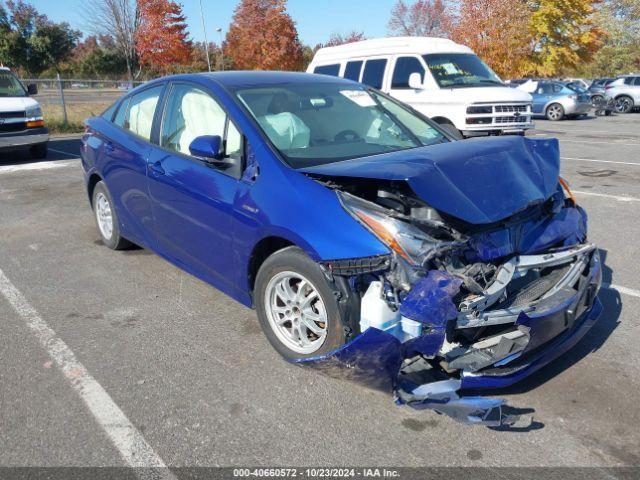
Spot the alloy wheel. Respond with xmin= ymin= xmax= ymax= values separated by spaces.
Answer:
xmin=547 ymin=104 xmax=563 ymax=121
xmin=264 ymin=271 xmax=328 ymax=354
xmin=95 ymin=192 xmax=113 ymax=240
xmin=615 ymin=97 xmax=633 ymax=113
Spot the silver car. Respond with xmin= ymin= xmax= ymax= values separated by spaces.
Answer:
xmin=605 ymin=75 xmax=640 ymax=113
xmin=528 ymin=81 xmax=592 ymax=121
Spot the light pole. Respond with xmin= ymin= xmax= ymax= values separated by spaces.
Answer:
xmin=198 ymin=0 xmax=211 ymax=72
xmin=216 ymin=27 xmax=224 ymax=71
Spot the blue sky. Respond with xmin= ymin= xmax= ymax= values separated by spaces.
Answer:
xmin=27 ymin=0 xmax=397 ymax=46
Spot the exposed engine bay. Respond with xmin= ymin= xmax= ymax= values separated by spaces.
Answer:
xmin=299 ymin=174 xmax=602 ymax=427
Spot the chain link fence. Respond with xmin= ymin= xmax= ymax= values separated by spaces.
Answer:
xmin=24 ymin=76 xmax=146 ymax=132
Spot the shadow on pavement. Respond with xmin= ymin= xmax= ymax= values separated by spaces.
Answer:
xmin=0 ymin=136 xmax=82 ymax=166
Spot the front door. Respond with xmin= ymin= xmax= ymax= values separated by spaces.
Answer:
xmin=147 ymin=82 xmax=244 ymax=289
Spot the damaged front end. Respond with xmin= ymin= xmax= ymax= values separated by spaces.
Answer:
xmin=294 ymin=138 xmax=603 ymax=427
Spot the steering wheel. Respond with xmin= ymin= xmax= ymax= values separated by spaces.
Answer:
xmin=334 ymin=129 xmax=362 ymax=142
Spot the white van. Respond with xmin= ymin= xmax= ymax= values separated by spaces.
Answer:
xmin=307 ymin=37 xmax=533 ymax=137
xmin=0 ymin=67 xmax=49 ymax=158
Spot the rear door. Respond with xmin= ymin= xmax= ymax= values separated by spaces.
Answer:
xmin=146 ymin=82 xmax=242 ymax=288
xmin=101 ymin=84 xmax=164 ymax=246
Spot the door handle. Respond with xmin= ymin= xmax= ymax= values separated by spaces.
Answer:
xmin=149 ymin=160 xmax=165 ymax=176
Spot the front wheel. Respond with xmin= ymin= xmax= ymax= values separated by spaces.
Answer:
xmin=255 ymin=246 xmax=349 ymax=360
xmin=545 ymin=103 xmax=564 ymax=121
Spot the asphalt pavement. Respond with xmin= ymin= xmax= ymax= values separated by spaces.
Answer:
xmin=0 ymin=115 xmax=639 ymax=471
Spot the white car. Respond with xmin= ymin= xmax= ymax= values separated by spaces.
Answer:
xmin=307 ymin=37 xmax=533 ymax=137
xmin=0 ymin=67 xmax=49 ymax=159
xmin=604 ymin=75 xmax=640 ymax=113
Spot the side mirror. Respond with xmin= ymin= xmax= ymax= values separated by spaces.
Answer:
xmin=408 ymin=73 xmax=423 ymax=90
xmin=189 ymin=135 xmax=222 ymax=159
xmin=27 ymin=83 xmax=38 ymax=95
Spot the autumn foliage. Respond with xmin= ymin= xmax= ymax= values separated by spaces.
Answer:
xmin=388 ymin=0 xmax=453 ymax=37
xmin=225 ymin=0 xmax=303 ymax=71
xmin=451 ymin=0 xmax=531 ymax=78
xmin=135 ymin=0 xmax=191 ymax=74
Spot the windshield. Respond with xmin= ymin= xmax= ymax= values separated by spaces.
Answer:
xmin=0 ymin=71 xmax=27 ymax=97
xmin=423 ymin=53 xmax=503 ymax=88
xmin=236 ymin=84 xmax=447 ymax=168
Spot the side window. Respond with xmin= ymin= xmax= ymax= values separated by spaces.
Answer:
xmin=125 ymin=86 xmax=163 ymax=140
xmin=633 ymin=77 xmax=640 ymax=85
xmin=313 ymin=64 xmax=340 ymax=76
xmin=552 ymin=84 xmax=563 ymax=94
xmin=343 ymin=61 xmax=363 ymax=81
xmin=113 ymin=98 xmax=130 ymax=127
xmin=225 ymin=121 xmax=243 ymax=159
xmin=391 ymin=57 xmax=425 ymax=89
xmin=624 ymin=77 xmax=634 ymax=85
xmin=362 ymin=59 xmax=387 ymax=89
xmin=161 ymin=83 xmax=236 ymax=159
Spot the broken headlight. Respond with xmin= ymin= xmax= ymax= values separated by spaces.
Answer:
xmin=337 ymin=191 xmax=439 ymax=266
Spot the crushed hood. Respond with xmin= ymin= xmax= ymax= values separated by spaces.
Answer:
xmin=300 ymin=136 xmax=560 ymax=225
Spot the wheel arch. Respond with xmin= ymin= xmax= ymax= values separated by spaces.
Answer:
xmin=247 ymin=236 xmax=296 ymax=302
xmin=87 ymin=173 xmax=103 ymax=207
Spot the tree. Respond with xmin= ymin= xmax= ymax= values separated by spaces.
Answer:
xmin=84 ymin=0 xmax=139 ymax=80
xmin=135 ymin=0 xmax=191 ymax=74
xmin=451 ymin=0 xmax=531 ymax=78
xmin=525 ymin=0 xmax=604 ymax=76
xmin=583 ymin=0 xmax=640 ymax=75
xmin=68 ymin=35 xmax=128 ymax=77
xmin=387 ymin=0 xmax=454 ymax=37
xmin=225 ymin=0 xmax=303 ymax=71
xmin=322 ymin=31 xmax=366 ymax=48
xmin=0 ymin=0 xmax=80 ymax=75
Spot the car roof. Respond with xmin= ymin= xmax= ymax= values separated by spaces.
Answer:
xmin=196 ymin=71 xmax=358 ymax=89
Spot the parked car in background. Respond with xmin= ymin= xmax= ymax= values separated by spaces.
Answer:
xmin=588 ymin=78 xmax=614 ymax=104
xmin=81 ymin=72 xmax=602 ymax=426
xmin=307 ymin=37 xmax=533 ymax=138
xmin=0 ymin=67 xmax=49 ymax=159
xmin=563 ymin=78 xmax=590 ymax=90
xmin=518 ymin=80 xmax=591 ymax=120
xmin=605 ymin=75 xmax=640 ymax=113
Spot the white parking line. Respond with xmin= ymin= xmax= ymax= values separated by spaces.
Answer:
xmin=0 ymin=267 xmax=176 ymax=479
xmin=604 ymin=283 xmax=640 ymax=299
xmin=50 ymin=147 xmax=80 ymax=158
xmin=0 ymin=160 xmax=77 ymax=174
xmin=559 ymin=139 xmax=640 ymax=146
xmin=537 ymin=128 xmax=640 ymax=136
xmin=573 ymin=190 xmax=640 ymax=202
xmin=561 ymin=156 xmax=640 ymax=166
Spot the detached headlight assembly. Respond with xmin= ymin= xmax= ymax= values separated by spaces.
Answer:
xmin=337 ymin=190 xmax=436 ymax=266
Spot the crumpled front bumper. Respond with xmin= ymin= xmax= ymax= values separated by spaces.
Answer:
xmin=293 ymin=248 xmax=603 ymax=427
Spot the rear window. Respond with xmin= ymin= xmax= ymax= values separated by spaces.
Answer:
xmin=314 ymin=64 xmax=340 ymax=77
xmin=362 ymin=59 xmax=387 ymax=89
xmin=343 ymin=61 xmax=363 ymax=81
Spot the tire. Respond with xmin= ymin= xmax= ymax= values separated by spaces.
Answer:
xmin=29 ymin=142 xmax=48 ymax=159
xmin=615 ymin=95 xmax=634 ymax=114
xmin=437 ymin=122 xmax=464 ymax=140
xmin=255 ymin=246 xmax=350 ymax=360
xmin=92 ymin=181 xmax=132 ymax=250
xmin=591 ymin=95 xmax=603 ymax=106
xmin=545 ymin=103 xmax=564 ymax=121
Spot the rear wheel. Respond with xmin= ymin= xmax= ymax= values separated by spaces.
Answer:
xmin=591 ymin=94 xmax=603 ymax=105
xmin=615 ymin=95 xmax=634 ymax=113
xmin=29 ymin=142 xmax=48 ymax=159
xmin=92 ymin=181 xmax=132 ymax=250
xmin=545 ymin=103 xmax=564 ymax=121
xmin=255 ymin=246 xmax=349 ymax=360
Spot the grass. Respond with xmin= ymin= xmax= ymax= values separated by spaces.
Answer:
xmin=41 ymin=102 xmax=111 ymax=134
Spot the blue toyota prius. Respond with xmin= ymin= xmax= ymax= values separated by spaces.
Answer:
xmin=81 ymin=71 xmax=602 ymax=426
